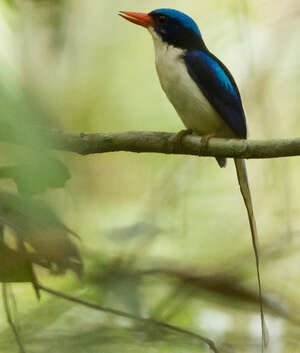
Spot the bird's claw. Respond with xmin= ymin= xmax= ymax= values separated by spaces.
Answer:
xmin=173 ymin=129 xmax=193 ymax=153
xmin=200 ymin=134 xmax=215 ymax=152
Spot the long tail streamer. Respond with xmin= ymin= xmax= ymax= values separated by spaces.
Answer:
xmin=234 ymin=158 xmax=268 ymax=351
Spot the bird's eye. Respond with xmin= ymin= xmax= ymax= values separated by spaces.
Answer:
xmin=157 ymin=15 xmax=168 ymax=25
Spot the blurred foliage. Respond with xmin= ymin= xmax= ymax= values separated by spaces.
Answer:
xmin=0 ymin=191 xmax=82 ymax=287
xmin=0 ymin=0 xmax=299 ymax=353
xmin=0 ymin=156 xmax=70 ymax=195
xmin=0 ymin=240 xmax=33 ymax=283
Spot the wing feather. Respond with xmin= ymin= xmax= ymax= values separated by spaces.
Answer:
xmin=184 ymin=50 xmax=247 ymax=139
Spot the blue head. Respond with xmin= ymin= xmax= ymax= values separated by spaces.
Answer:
xmin=149 ymin=9 xmax=203 ymax=49
xmin=120 ymin=9 xmax=205 ymax=50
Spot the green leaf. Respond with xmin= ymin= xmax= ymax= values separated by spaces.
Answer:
xmin=0 ymin=157 xmax=71 ymax=195
xmin=0 ymin=192 xmax=83 ymax=278
xmin=0 ymin=242 xmax=33 ymax=282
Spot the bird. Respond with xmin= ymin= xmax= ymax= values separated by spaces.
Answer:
xmin=120 ymin=8 xmax=267 ymax=351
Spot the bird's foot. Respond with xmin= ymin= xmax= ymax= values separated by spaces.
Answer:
xmin=173 ymin=129 xmax=193 ymax=153
xmin=200 ymin=133 xmax=215 ymax=152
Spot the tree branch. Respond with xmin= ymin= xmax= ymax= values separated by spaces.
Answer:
xmin=46 ymin=131 xmax=300 ymax=159
xmin=0 ymin=122 xmax=299 ymax=159
xmin=38 ymin=283 xmax=219 ymax=353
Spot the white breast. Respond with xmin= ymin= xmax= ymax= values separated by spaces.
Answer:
xmin=148 ymin=29 xmax=234 ymax=138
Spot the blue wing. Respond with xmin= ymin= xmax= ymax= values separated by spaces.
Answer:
xmin=184 ymin=50 xmax=247 ymax=139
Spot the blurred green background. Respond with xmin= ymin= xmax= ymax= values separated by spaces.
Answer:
xmin=0 ymin=0 xmax=300 ymax=352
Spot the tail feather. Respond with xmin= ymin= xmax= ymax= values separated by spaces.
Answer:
xmin=216 ymin=157 xmax=227 ymax=168
xmin=234 ymin=158 xmax=268 ymax=351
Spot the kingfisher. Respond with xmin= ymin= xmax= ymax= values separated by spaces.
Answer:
xmin=120 ymin=8 xmax=267 ymax=351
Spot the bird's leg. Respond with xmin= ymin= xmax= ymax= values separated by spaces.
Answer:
xmin=173 ymin=128 xmax=193 ymax=153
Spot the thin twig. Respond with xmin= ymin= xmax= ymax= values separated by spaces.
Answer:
xmin=37 ymin=283 xmax=219 ymax=353
xmin=2 ymin=284 xmax=26 ymax=353
xmin=8 ymin=285 xmax=21 ymax=333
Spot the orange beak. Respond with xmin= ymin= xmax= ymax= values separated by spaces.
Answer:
xmin=119 ymin=11 xmax=155 ymax=28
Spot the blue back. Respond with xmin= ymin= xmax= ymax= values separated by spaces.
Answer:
xmin=185 ymin=50 xmax=247 ymax=138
